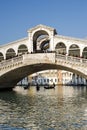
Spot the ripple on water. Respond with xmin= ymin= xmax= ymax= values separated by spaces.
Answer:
xmin=0 ymin=86 xmax=87 ymax=130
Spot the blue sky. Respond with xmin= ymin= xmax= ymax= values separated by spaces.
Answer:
xmin=0 ymin=0 xmax=87 ymax=45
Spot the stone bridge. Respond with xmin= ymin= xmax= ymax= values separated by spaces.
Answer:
xmin=1 ymin=24 xmax=87 ymax=89
xmin=0 ymin=52 xmax=87 ymax=89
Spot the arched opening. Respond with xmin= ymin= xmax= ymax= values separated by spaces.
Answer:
xmin=55 ymin=42 xmax=66 ymax=55
xmin=69 ymin=44 xmax=80 ymax=57
xmin=6 ymin=48 xmax=16 ymax=60
xmin=82 ymin=47 xmax=87 ymax=58
xmin=18 ymin=44 xmax=28 ymax=55
xmin=33 ymin=30 xmax=49 ymax=52
xmin=40 ymin=39 xmax=49 ymax=51
xmin=0 ymin=52 xmax=4 ymax=62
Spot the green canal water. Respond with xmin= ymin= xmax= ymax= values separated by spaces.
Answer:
xmin=0 ymin=85 xmax=87 ymax=130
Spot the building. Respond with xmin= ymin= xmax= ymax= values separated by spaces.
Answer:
xmin=28 ymin=70 xmax=87 ymax=86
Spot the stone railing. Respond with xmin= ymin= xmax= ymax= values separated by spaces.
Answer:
xmin=0 ymin=55 xmax=23 ymax=68
xmin=56 ymin=54 xmax=87 ymax=64
xmin=1 ymin=53 xmax=87 ymax=71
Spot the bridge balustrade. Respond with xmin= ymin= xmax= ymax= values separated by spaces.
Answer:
xmin=0 ymin=55 xmax=23 ymax=68
xmin=56 ymin=54 xmax=87 ymax=64
xmin=0 ymin=53 xmax=87 ymax=71
xmin=12 ymin=56 xmax=23 ymax=62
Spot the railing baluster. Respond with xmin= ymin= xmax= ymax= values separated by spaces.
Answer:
xmin=0 ymin=53 xmax=87 ymax=70
xmin=55 ymin=54 xmax=87 ymax=64
xmin=0 ymin=55 xmax=23 ymax=68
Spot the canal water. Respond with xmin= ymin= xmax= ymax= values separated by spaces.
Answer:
xmin=0 ymin=85 xmax=87 ymax=130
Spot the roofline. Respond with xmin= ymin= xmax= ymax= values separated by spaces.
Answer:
xmin=55 ymin=34 xmax=87 ymax=43
xmin=0 ymin=37 xmax=28 ymax=48
xmin=27 ymin=24 xmax=56 ymax=32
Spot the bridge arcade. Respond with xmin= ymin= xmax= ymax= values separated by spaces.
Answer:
xmin=0 ymin=24 xmax=87 ymax=61
xmin=0 ymin=24 xmax=87 ymax=89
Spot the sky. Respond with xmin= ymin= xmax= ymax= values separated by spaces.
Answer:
xmin=0 ymin=0 xmax=87 ymax=45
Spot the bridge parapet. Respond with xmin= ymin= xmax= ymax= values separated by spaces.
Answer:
xmin=0 ymin=56 xmax=23 ymax=71
xmin=56 ymin=54 xmax=87 ymax=77
xmin=56 ymin=54 xmax=87 ymax=65
xmin=1 ymin=53 xmax=87 ymax=77
xmin=0 ymin=53 xmax=55 ymax=73
xmin=23 ymin=53 xmax=55 ymax=64
xmin=1 ymin=53 xmax=87 ymax=89
xmin=0 ymin=53 xmax=87 ymax=70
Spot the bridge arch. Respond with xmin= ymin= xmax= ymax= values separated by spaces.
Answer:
xmin=0 ymin=53 xmax=87 ymax=89
xmin=55 ymin=42 xmax=66 ymax=55
xmin=39 ymin=37 xmax=50 ymax=51
xmin=1 ymin=61 xmax=87 ymax=89
xmin=0 ymin=52 xmax=4 ymax=61
xmin=82 ymin=47 xmax=87 ymax=58
xmin=18 ymin=44 xmax=28 ymax=55
xmin=41 ymin=40 xmax=49 ymax=51
xmin=32 ymin=30 xmax=50 ymax=52
xmin=69 ymin=44 xmax=80 ymax=57
xmin=6 ymin=48 xmax=16 ymax=60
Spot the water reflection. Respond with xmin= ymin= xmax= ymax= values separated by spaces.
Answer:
xmin=0 ymin=85 xmax=87 ymax=130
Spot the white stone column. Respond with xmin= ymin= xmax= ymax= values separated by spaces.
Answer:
xmin=66 ymin=46 xmax=69 ymax=56
xmin=4 ymin=50 xmax=7 ymax=60
xmin=49 ymin=32 xmax=54 ymax=51
xmin=14 ymin=46 xmax=18 ymax=55
xmin=80 ymin=47 xmax=83 ymax=57
xmin=28 ymin=32 xmax=33 ymax=53
xmin=3 ymin=53 xmax=6 ymax=60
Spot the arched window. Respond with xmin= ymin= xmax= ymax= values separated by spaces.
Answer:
xmin=18 ymin=44 xmax=28 ymax=55
xmin=55 ymin=42 xmax=66 ymax=55
xmin=82 ymin=47 xmax=87 ymax=58
xmin=0 ymin=52 xmax=4 ymax=62
xmin=69 ymin=44 xmax=80 ymax=57
xmin=6 ymin=48 xmax=16 ymax=60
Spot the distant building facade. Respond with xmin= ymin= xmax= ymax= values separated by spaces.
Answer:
xmin=28 ymin=70 xmax=87 ymax=86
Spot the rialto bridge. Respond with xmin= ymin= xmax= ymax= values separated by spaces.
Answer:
xmin=0 ymin=24 xmax=87 ymax=89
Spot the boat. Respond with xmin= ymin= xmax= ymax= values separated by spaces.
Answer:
xmin=44 ymin=83 xmax=55 ymax=89
xmin=24 ymin=83 xmax=30 ymax=90
xmin=36 ymin=83 xmax=40 ymax=91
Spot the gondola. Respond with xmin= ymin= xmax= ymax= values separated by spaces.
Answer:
xmin=44 ymin=84 xmax=55 ymax=89
xmin=24 ymin=83 xmax=30 ymax=90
